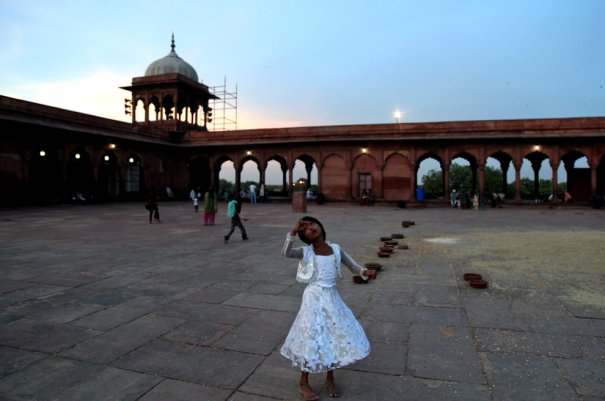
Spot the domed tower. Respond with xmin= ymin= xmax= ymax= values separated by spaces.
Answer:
xmin=121 ymin=34 xmax=217 ymax=140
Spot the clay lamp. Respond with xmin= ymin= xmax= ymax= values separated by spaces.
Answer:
xmin=384 ymin=240 xmax=398 ymax=246
xmin=463 ymin=273 xmax=482 ymax=281
xmin=364 ymin=263 xmax=382 ymax=278
xmin=353 ymin=276 xmax=368 ymax=284
xmin=377 ymin=251 xmax=391 ymax=258
xmin=391 ymin=233 xmax=404 ymax=239
xmin=379 ymin=246 xmax=393 ymax=253
xmin=398 ymin=244 xmax=409 ymax=250
xmin=380 ymin=236 xmax=392 ymax=241
xmin=469 ymin=279 xmax=489 ymax=289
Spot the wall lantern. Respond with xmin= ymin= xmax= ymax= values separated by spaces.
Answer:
xmin=39 ymin=150 xmax=46 ymax=157
xmin=109 ymin=143 xmax=116 ymax=149
xmin=104 ymin=155 xmax=110 ymax=161
xmin=534 ymin=145 xmax=541 ymax=151
xmin=361 ymin=148 xmax=368 ymax=153
xmin=75 ymin=153 xmax=81 ymax=160
xmin=129 ymin=157 xmax=135 ymax=163
xmin=246 ymin=151 xmax=252 ymax=156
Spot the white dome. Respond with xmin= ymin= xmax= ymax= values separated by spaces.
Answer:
xmin=144 ymin=36 xmax=198 ymax=81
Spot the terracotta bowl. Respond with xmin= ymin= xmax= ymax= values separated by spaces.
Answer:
xmin=384 ymin=240 xmax=398 ymax=246
xmin=391 ymin=233 xmax=404 ymax=239
xmin=469 ymin=279 xmax=488 ymax=289
xmin=364 ymin=262 xmax=382 ymax=271
xmin=379 ymin=246 xmax=394 ymax=253
xmin=377 ymin=251 xmax=391 ymax=258
xmin=398 ymin=244 xmax=409 ymax=250
xmin=380 ymin=236 xmax=392 ymax=241
xmin=463 ymin=273 xmax=482 ymax=281
xmin=402 ymin=220 xmax=415 ymax=226
xmin=353 ymin=275 xmax=367 ymax=284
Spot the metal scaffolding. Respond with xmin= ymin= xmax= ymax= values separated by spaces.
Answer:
xmin=209 ymin=77 xmax=237 ymax=131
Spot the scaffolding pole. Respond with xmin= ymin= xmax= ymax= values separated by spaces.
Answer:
xmin=210 ymin=77 xmax=238 ymax=131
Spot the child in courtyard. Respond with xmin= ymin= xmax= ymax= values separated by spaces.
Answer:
xmin=224 ymin=195 xmax=248 ymax=242
xmin=280 ymin=216 xmax=375 ymax=400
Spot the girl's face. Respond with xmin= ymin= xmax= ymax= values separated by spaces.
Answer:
xmin=303 ymin=221 xmax=323 ymax=243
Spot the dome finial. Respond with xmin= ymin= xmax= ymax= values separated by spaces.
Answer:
xmin=171 ymin=33 xmax=175 ymax=52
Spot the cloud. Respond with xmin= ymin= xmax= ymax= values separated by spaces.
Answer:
xmin=235 ymin=108 xmax=304 ymax=130
xmin=7 ymin=69 xmax=133 ymax=122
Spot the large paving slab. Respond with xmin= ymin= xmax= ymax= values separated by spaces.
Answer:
xmin=0 ymin=201 xmax=604 ymax=400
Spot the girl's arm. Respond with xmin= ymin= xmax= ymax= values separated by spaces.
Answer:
xmin=281 ymin=233 xmax=304 ymax=258
xmin=281 ymin=219 xmax=307 ymax=258
xmin=341 ymin=249 xmax=374 ymax=280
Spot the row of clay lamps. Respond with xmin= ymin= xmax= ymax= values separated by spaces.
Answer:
xmin=354 ymin=220 xmax=415 ymax=284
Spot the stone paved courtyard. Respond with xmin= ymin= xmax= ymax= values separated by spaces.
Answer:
xmin=0 ymin=201 xmax=604 ymax=401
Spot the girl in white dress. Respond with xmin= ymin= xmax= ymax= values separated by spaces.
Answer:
xmin=281 ymin=216 xmax=375 ymax=400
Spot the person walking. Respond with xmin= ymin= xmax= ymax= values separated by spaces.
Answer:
xmin=203 ymin=187 xmax=218 ymax=225
xmin=145 ymin=190 xmax=161 ymax=223
xmin=224 ymin=195 xmax=248 ymax=242
xmin=450 ymin=189 xmax=457 ymax=208
xmin=193 ymin=192 xmax=199 ymax=213
xmin=249 ymin=183 xmax=257 ymax=204
xmin=280 ymin=216 xmax=374 ymax=400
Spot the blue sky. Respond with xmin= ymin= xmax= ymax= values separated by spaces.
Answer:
xmin=1 ymin=0 xmax=602 ymax=184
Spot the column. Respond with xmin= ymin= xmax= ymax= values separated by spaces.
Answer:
xmin=478 ymin=163 xmax=485 ymax=196
xmin=514 ymin=162 xmax=522 ymax=202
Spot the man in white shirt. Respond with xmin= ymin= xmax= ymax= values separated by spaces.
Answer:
xmin=249 ymin=183 xmax=257 ymax=204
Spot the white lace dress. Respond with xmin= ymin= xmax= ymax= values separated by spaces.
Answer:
xmin=280 ymin=253 xmax=371 ymax=373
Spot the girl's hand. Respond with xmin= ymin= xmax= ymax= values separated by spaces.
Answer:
xmin=363 ymin=270 xmax=376 ymax=279
xmin=291 ymin=219 xmax=308 ymax=236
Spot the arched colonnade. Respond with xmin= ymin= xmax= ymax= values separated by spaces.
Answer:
xmin=188 ymin=142 xmax=605 ymax=203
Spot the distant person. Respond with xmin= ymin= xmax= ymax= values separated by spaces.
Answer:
xmin=360 ymin=189 xmax=368 ymax=206
xmin=249 ymin=183 xmax=257 ymax=204
xmin=192 ymin=191 xmax=200 ymax=213
xmin=259 ymin=183 xmax=265 ymax=202
xmin=224 ymin=195 xmax=248 ymax=242
xmin=450 ymin=189 xmax=457 ymax=207
xmin=460 ymin=190 xmax=467 ymax=209
xmin=306 ymin=188 xmax=314 ymax=200
xmin=367 ymin=188 xmax=374 ymax=206
xmin=145 ymin=190 xmax=161 ymax=223
xmin=203 ymin=187 xmax=217 ymax=225
xmin=472 ymin=193 xmax=479 ymax=210
xmin=564 ymin=191 xmax=572 ymax=203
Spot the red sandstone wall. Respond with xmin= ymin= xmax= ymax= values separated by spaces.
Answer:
xmin=383 ymin=154 xmax=412 ymax=201
xmin=321 ymin=155 xmax=349 ymax=201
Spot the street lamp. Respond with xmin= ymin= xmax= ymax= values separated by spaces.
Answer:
xmin=393 ymin=110 xmax=402 ymax=123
